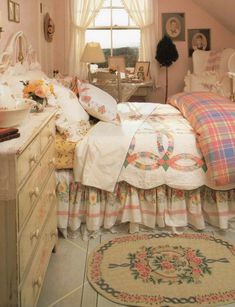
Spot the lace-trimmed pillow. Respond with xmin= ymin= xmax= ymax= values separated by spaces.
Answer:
xmin=78 ymin=80 xmax=120 ymax=124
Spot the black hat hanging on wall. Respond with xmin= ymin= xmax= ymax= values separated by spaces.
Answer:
xmin=44 ymin=13 xmax=55 ymax=42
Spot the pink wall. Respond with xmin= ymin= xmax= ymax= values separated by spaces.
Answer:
xmin=53 ymin=0 xmax=67 ymax=74
xmin=0 ymin=0 xmax=40 ymax=55
xmin=156 ymin=0 xmax=235 ymax=102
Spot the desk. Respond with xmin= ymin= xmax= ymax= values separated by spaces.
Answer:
xmin=92 ymin=79 xmax=153 ymax=102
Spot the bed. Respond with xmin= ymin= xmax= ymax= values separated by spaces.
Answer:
xmin=1 ymin=32 xmax=235 ymax=240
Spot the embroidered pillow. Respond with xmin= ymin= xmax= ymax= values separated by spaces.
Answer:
xmin=78 ymin=81 xmax=119 ymax=124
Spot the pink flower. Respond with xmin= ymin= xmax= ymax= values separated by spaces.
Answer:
xmin=192 ymin=267 xmax=202 ymax=276
xmin=191 ymin=257 xmax=202 ymax=265
xmin=81 ymin=95 xmax=91 ymax=103
xmin=161 ymin=261 xmax=173 ymax=270
xmin=136 ymin=251 xmax=147 ymax=260
xmin=35 ymin=86 xmax=46 ymax=98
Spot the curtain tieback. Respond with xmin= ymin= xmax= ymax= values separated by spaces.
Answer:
xmin=72 ymin=23 xmax=86 ymax=31
xmin=140 ymin=23 xmax=154 ymax=30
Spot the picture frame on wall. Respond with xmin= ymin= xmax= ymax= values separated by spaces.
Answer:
xmin=8 ymin=0 xmax=15 ymax=22
xmin=14 ymin=2 xmax=20 ymax=23
xmin=188 ymin=29 xmax=211 ymax=57
xmin=134 ymin=61 xmax=150 ymax=81
xmin=162 ymin=13 xmax=185 ymax=41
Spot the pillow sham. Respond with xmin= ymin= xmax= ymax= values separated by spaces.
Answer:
xmin=188 ymin=71 xmax=230 ymax=98
xmin=48 ymin=83 xmax=89 ymax=122
xmin=78 ymin=81 xmax=119 ymax=124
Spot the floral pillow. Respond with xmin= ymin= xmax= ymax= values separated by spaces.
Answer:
xmin=47 ymin=83 xmax=90 ymax=141
xmin=78 ymin=80 xmax=120 ymax=124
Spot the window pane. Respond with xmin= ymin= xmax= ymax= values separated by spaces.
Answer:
xmin=95 ymin=9 xmax=111 ymax=26
xmin=103 ymin=0 xmax=111 ymax=7
xmin=112 ymin=9 xmax=128 ymax=26
xmin=86 ymin=30 xmax=111 ymax=49
xmin=113 ymin=29 xmax=140 ymax=67
xmin=112 ymin=0 xmax=123 ymax=6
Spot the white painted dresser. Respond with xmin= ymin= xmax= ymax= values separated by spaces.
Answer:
xmin=0 ymin=108 xmax=58 ymax=307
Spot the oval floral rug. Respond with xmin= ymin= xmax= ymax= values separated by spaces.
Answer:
xmin=87 ymin=233 xmax=235 ymax=307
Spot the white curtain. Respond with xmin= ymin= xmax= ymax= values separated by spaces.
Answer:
xmin=68 ymin=0 xmax=104 ymax=78
xmin=122 ymin=0 xmax=158 ymax=86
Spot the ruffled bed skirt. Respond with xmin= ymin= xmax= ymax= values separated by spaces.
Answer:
xmin=56 ymin=170 xmax=235 ymax=237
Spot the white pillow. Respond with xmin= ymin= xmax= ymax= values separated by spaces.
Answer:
xmin=49 ymin=83 xmax=90 ymax=141
xmin=190 ymin=71 xmax=218 ymax=92
xmin=48 ymin=83 xmax=89 ymax=122
xmin=78 ymin=81 xmax=119 ymax=124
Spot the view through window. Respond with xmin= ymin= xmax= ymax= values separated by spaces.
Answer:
xmin=86 ymin=0 xmax=140 ymax=68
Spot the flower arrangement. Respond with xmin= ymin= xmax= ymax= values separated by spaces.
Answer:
xmin=21 ymin=80 xmax=54 ymax=107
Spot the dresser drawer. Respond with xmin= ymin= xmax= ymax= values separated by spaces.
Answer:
xmin=20 ymin=206 xmax=57 ymax=307
xmin=17 ymin=135 xmax=41 ymax=186
xmin=18 ymin=142 xmax=55 ymax=230
xmin=19 ymin=173 xmax=56 ymax=281
xmin=40 ymin=117 xmax=55 ymax=154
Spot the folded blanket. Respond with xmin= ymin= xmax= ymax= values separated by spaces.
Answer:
xmin=168 ymin=92 xmax=235 ymax=186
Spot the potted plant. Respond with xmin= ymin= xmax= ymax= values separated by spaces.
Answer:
xmin=155 ymin=35 xmax=179 ymax=102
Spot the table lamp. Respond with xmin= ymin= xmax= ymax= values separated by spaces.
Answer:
xmin=81 ymin=42 xmax=105 ymax=82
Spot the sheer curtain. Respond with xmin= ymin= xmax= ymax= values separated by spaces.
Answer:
xmin=68 ymin=0 xmax=104 ymax=78
xmin=122 ymin=0 xmax=158 ymax=86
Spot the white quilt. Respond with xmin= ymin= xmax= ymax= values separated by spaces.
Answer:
xmin=73 ymin=102 xmax=217 ymax=192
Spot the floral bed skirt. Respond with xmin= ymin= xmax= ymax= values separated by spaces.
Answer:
xmin=56 ymin=170 xmax=235 ymax=238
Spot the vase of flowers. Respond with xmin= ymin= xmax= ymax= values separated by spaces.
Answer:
xmin=21 ymin=80 xmax=54 ymax=112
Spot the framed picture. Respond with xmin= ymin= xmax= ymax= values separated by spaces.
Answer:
xmin=14 ymin=2 xmax=20 ymax=23
xmin=134 ymin=61 xmax=150 ymax=81
xmin=188 ymin=29 xmax=211 ymax=57
xmin=162 ymin=13 xmax=185 ymax=41
xmin=108 ymin=56 xmax=126 ymax=73
xmin=8 ymin=0 xmax=15 ymax=22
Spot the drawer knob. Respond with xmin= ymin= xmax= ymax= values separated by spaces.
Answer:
xmin=51 ymin=228 xmax=58 ymax=238
xmin=49 ymin=157 xmax=56 ymax=167
xmin=31 ymin=228 xmax=40 ymax=240
xmin=49 ymin=190 xmax=56 ymax=200
xmin=29 ymin=154 xmax=38 ymax=164
xmin=30 ymin=187 xmax=40 ymax=198
xmin=33 ymin=276 xmax=42 ymax=288
xmin=48 ymin=133 xmax=54 ymax=141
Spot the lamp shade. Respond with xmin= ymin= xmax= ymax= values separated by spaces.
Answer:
xmin=81 ymin=42 xmax=105 ymax=63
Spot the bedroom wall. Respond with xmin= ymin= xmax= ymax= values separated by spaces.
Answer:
xmin=156 ymin=0 xmax=235 ymax=103
xmin=0 ymin=0 xmax=40 ymax=54
xmin=0 ymin=0 xmax=56 ymax=76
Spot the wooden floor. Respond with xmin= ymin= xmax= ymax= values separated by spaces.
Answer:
xmin=38 ymin=226 xmax=235 ymax=307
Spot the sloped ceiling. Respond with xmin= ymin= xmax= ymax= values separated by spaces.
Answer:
xmin=193 ymin=0 xmax=235 ymax=35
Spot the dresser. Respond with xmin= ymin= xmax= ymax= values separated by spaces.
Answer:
xmin=0 ymin=108 xmax=58 ymax=307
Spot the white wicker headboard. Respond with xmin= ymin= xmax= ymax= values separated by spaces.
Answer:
xmin=0 ymin=31 xmax=37 ymax=73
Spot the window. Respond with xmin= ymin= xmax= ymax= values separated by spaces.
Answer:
xmin=86 ymin=0 xmax=140 ymax=68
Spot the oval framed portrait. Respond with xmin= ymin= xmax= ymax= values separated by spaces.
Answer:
xmin=192 ymin=33 xmax=207 ymax=51
xmin=166 ymin=17 xmax=181 ymax=38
